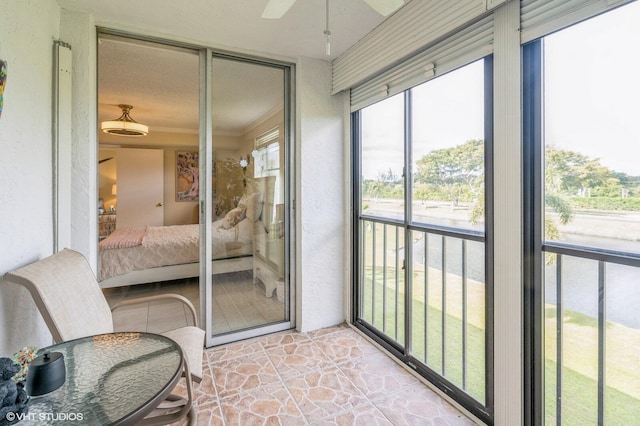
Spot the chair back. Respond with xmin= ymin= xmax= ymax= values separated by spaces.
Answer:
xmin=4 ymin=248 xmax=114 ymax=342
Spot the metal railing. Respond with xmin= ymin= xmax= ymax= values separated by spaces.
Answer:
xmin=543 ymin=242 xmax=640 ymax=425
xmin=359 ymin=218 xmax=487 ymax=403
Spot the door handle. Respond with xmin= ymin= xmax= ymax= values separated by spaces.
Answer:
xmin=156 ymin=202 xmax=163 ymax=207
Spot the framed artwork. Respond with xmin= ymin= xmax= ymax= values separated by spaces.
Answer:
xmin=176 ymin=151 xmax=199 ymax=202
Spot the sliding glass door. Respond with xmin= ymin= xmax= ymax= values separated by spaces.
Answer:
xmin=354 ymin=58 xmax=493 ymax=422
xmin=524 ymin=3 xmax=640 ymax=424
xmin=97 ymin=33 xmax=294 ymax=348
xmin=206 ymin=54 xmax=293 ymax=345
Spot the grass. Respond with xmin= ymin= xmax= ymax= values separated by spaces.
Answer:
xmin=361 ymin=262 xmax=640 ymax=424
xmin=362 ymin=266 xmax=486 ymax=403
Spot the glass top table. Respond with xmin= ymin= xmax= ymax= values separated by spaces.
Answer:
xmin=21 ymin=332 xmax=183 ymax=425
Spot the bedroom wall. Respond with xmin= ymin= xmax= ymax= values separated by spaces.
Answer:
xmin=100 ymin=132 xmax=243 ymax=226
xmin=0 ymin=0 xmax=62 ymax=356
xmin=98 ymin=148 xmax=117 ymax=210
xmin=296 ymin=57 xmax=346 ymax=332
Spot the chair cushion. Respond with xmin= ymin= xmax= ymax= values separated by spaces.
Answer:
xmin=162 ymin=326 xmax=205 ymax=381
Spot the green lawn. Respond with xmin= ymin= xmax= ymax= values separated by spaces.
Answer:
xmin=362 ymin=266 xmax=485 ymax=403
xmin=361 ymin=265 xmax=640 ymax=424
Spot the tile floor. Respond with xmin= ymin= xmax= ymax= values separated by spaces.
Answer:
xmin=170 ymin=324 xmax=476 ymax=425
xmin=105 ymin=278 xmax=476 ymax=425
xmin=104 ymin=271 xmax=285 ymax=335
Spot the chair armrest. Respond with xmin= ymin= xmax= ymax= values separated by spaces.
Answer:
xmin=110 ymin=293 xmax=199 ymax=327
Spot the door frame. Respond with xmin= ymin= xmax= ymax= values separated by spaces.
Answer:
xmin=202 ymin=51 xmax=296 ymax=347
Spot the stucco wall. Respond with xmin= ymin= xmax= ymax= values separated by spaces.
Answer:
xmin=296 ymin=57 xmax=346 ymax=331
xmin=0 ymin=0 xmax=62 ymax=356
xmin=0 ymin=4 xmax=348 ymax=356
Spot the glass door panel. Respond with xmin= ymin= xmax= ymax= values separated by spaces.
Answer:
xmin=209 ymin=56 xmax=290 ymax=340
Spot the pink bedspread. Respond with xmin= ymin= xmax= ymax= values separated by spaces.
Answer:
xmin=99 ymin=226 xmax=147 ymax=250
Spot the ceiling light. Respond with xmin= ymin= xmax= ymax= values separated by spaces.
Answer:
xmin=101 ymin=104 xmax=148 ymax=137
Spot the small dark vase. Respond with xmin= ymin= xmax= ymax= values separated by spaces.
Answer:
xmin=26 ymin=352 xmax=66 ymax=397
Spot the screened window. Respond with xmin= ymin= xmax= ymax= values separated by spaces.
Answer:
xmin=360 ymin=93 xmax=405 ymax=221
xmin=411 ymin=60 xmax=486 ymax=232
xmin=354 ymin=57 xmax=492 ymax=423
xmin=524 ymin=2 xmax=640 ymax=424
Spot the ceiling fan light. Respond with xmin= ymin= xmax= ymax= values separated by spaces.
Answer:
xmin=101 ymin=104 xmax=149 ymax=137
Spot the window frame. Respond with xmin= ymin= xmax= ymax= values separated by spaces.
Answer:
xmin=352 ymin=56 xmax=495 ymax=424
xmin=523 ymin=20 xmax=640 ymax=424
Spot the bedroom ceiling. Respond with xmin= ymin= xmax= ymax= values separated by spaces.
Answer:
xmin=61 ymin=0 xmax=410 ymax=137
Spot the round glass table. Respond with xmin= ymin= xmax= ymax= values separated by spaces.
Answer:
xmin=21 ymin=332 xmax=183 ymax=425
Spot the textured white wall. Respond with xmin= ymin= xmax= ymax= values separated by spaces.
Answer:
xmin=60 ymin=9 xmax=98 ymax=268
xmin=0 ymin=0 xmax=62 ymax=356
xmin=296 ymin=57 xmax=346 ymax=332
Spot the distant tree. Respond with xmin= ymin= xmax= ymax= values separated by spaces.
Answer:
xmin=545 ymin=146 xmax=621 ymax=196
xmin=415 ymin=139 xmax=484 ymax=203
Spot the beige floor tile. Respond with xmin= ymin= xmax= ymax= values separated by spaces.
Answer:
xmin=207 ymin=339 xmax=264 ymax=362
xmin=337 ymin=351 xmax=417 ymax=400
xmin=212 ymin=353 xmax=280 ymax=398
xmin=189 ymin=400 xmax=225 ymax=426
xmin=260 ymin=330 xmax=311 ymax=349
xmin=305 ymin=323 xmax=349 ymax=340
xmin=266 ymin=340 xmax=335 ymax=379
xmin=220 ymin=382 xmax=306 ymax=425
xmin=314 ymin=329 xmax=380 ymax=363
xmin=372 ymin=382 xmax=475 ymax=425
xmin=284 ymin=367 xmax=368 ymax=423
xmin=312 ymin=402 xmax=393 ymax=426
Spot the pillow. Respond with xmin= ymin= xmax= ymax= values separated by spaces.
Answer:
xmin=238 ymin=192 xmax=263 ymax=222
xmin=219 ymin=206 xmax=246 ymax=229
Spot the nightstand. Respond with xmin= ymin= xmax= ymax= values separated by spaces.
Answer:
xmin=98 ymin=213 xmax=117 ymax=240
xmin=253 ymin=233 xmax=284 ymax=298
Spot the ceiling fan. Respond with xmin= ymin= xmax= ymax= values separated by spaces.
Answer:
xmin=261 ymin=0 xmax=406 ymax=19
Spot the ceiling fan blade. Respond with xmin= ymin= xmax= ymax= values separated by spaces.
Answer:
xmin=99 ymin=157 xmax=114 ymax=164
xmin=261 ymin=0 xmax=297 ymax=19
xmin=363 ymin=0 xmax=405 ymax=16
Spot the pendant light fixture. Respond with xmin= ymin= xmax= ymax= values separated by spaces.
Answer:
xmin=101 ymin=104 xmax=149 ymax=137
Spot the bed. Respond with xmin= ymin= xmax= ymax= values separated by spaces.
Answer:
xmin=98 ymin=176 xmax=275 ymax=289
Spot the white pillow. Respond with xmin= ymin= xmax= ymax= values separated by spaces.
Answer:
xmin=219 ymin=206 xmax=246 ymax=229
xmin=239 ymin=192 xmax=262 ymax=222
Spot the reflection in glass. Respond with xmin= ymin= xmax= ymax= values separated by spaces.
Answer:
xmin=411 ymin=60 xmax=485 ymax=231
xmin=210 ymin=57 xmax=287 ymax=335
xmin=360 ymin=94 xmax=405 ymax=221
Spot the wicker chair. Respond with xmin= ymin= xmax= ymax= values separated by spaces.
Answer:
xmin=4 ymin=248 xmax=204 ymax=425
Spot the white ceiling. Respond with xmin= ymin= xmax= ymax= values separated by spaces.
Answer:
xmin=60 ymin=0 xmax=410 ymax=136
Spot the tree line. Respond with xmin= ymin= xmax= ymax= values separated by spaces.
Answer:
xmin=363 ymin=139 xmax=640 ymax=214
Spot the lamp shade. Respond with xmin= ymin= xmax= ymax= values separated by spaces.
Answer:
xmin=101 ymin=104 xmax=148 ymax=137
